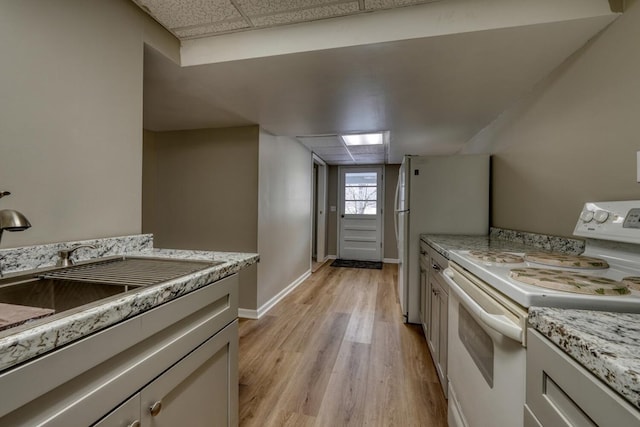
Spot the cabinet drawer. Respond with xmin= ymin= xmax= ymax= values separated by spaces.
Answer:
xmin=526 ymin=329 xmax=640 ymax=427
xmin=428 ymin=246 xmax=448 ymax=274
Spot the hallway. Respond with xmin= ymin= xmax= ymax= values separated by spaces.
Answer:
xmin=238 ymin=263 xmax=447 ymax=426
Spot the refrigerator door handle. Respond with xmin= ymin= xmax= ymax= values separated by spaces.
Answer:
xmin=394 ymin=209 xmax=399 ymax=246
xmin=394 ymin=178 xmax=401 ymax=245
xmin=394 ymin=172 xmax=401 ymax=211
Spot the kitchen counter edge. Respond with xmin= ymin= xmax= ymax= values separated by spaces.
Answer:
xmin=528 ymin=306 xmax=640 ymax=410
xmin=0 ymin=248 xmax=259 ymax=372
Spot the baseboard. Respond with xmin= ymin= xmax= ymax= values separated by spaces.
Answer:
xmin=238 ymin=269 xmax=312 ymax=320
xmin=327 ymin=255 xmax=396 ymax=263
xmin=238 ymin=308 xmax=259 ymax=319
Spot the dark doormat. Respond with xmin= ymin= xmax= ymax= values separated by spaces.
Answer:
xmin=330 ymin=259 xmax=383 ymax=269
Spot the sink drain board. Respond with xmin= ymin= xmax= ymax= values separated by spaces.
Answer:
xmin=39 ymin=257 xmax=218 ymax=287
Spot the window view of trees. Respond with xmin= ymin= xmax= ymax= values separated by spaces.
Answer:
xmin=344 ymin=172 xmax=377 ymax=215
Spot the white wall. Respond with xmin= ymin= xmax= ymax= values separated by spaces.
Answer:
xmin=463 ymin=1 xmax=640 ymax=237
xmin=257 ymin=130 xmax=312 ymax=308
xmin=0 ymin=0 xmax=178 ymax=247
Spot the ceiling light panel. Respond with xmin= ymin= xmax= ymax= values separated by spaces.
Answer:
xmin=341 ymin=133 xmax=384 ymax=146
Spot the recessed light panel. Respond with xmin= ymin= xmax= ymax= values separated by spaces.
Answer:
xmin=341 ymin=133 xmax=384 ymax=146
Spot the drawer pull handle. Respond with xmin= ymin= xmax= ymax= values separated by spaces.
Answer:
xmin=149 ymin=401 xmax=163 ymax=417
xmin=431 ymin=263 xmax=441 ymax=271
xmin=127 ymin=421 xmax=141 ymax=427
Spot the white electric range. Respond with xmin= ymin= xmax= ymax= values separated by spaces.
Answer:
xmin=443 ymin=200 xmax=640 ymax=427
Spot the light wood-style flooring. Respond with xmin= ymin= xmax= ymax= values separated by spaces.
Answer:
xmin=238 ymin=263 xmax=447 ymax=427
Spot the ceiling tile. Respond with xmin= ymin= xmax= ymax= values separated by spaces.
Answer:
xmin=347 ymin=145 xmax=385 ymax=154
xmin=249 ymin=2 xmax=359 ymax=27
xmin=297 ymin=135 xmax=344 ymax=148
xmin=135 ymin=0 xmax=242 ymax=29
xmin=315 ymin=147 xmax=351 ymax=155
xmin=234 ymin=0 xmax=347 ymax=16
xmin=175 ymin=20 xmax=249 ymax=38
xmin=364 ymin=0 xmax=428 ymax=11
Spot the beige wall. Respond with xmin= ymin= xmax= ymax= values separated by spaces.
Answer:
xmin=463 ymin=1 xmax=640 ymax=237
xmin=326 ymin=164 xmax=399 ymax=260
xmin=257 ymin=131 xmax=312 ymax=307
xmin=142 ymin=126 xmax=260 ymax=308
xmin=0 ymin=0 xmax=177 ymax=248
xmin=143 ymin=126 xmax=314 ymax=311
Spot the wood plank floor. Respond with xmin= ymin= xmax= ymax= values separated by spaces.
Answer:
xmin=238 ymin=263 xmax=448 ymax=427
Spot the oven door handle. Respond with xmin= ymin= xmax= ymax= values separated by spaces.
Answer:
xmin=443 ymin=269 xmax=523 ymax=343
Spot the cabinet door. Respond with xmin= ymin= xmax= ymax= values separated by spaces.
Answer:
xmin=140 ymin=320 xmax=238 ymax=427
xmin=419 ymin=264 xmax=428 ymax=337
xmin=428 ymin=278 xmax=440 ymax=359
xmin=438 ymin=287 xmax=448 ymax=396
xmin=93 ymin=394 xmax=141 ymax=427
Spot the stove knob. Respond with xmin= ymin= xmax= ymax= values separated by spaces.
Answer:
xmin=594 ymin=210 xmax=610 ymax=223
xmin=580 ymin=210 xmax=594 ymax=223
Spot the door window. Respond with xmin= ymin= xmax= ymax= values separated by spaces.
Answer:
xmin=344 ymin=172 xmax=377 ymax=215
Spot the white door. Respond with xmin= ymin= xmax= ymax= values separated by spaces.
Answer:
xmin=338 ymin=166 xmax=383 ymax=261
xmin=312 ymin=155 xmax=327 ymax=264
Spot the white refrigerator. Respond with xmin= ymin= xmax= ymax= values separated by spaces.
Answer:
xmin=394 ymin=155 xmax=490 ymax=323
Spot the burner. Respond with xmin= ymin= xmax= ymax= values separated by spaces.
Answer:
xmin=510 ymin=268 xmax=630 ymax=295
xmin=468 ymin=250 xmax=524 ymax=264
xmin=622 ymin=277 xmax=640 ymax=291
xmin=523 ymin=252 xmax=609 ymax=269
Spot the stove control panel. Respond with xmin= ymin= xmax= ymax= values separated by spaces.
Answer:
xmin=574 ymin=201 xmax=640 ymax=244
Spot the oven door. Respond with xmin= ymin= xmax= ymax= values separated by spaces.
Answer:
xmin=443 ymin=265 xmax=528 ymax=427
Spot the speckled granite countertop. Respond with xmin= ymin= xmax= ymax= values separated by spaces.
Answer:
xmin=421 ymin=228 xmax=584 ymax=259
xmin=529 ymin=307 xmax=640 ymax=410
xmin=0 ymin=240 xmax=258 ymax=373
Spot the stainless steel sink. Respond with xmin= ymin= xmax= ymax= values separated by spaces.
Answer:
xmin=0 ymin=256 xmax=221 ymax=327
xmin=0 ymin=278 xmax=141 ymax=313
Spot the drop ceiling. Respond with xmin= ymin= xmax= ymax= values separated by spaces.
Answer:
xmin=132 ymin=0 xmax=439 ymax=39
xmin=140 ymin=0 xmax=620 ymax=164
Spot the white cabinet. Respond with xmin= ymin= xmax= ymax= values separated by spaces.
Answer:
xmin=94 ymin=394 xmax=141 ymax=427
xmin=0 ymin=274 xmax=239 ymax=427
xmin=526 ymin=328 xmax=640 ymax=427
xmin=419 ymin=241 xmax=430 ymax=338
xmin=95 ymin=320 xmax=238 ymax=427
xmin=419 ymin=240 xmax=449 ymax=398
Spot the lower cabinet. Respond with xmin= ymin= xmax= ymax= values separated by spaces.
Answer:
xmin=419 ymin=240 xmax=449 ymax=398
xmin=0 ymin=274 xmax=239 ymax=427
xmin=419 ymin=242 xmax=430 ymax=338
xmin=526 ymin=328 xmax=640 ymax=427
xmin=428 ymin=264 xmax=448 ymax=398
xmin=96 ymin=320 xmax=238 ymax=427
